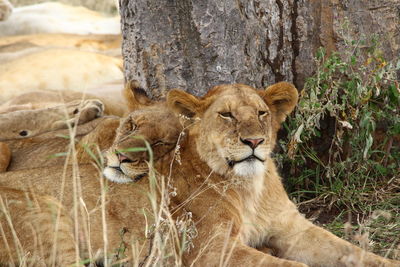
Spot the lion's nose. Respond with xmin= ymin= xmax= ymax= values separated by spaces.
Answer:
xmin=117 ymin=153 xmax=134 ymax=163
xmin=240 ymin=138 xmax=265 ymax=149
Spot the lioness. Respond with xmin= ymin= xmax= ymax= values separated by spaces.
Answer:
xmin=0 ymin=98 xmax=108 ymax=171
xmin=0 ymin=82 xmax=398 ymax=266
xmin=0 ymin=33 xmax=122 ymax=63
xmin=0 ymin=49 xmax=123 ymax=103
xmin=0 ymin=99 xmax=104 ymax=140
xmin=0 ymin=81 xmax=150 ymax=171
xmin=0 ymin=96 xmax=182 ymax=266
xmin=106 ymin=82 xmax=399 ymax=266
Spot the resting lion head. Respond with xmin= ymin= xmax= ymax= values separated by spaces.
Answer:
xmin=167 ymin=82 xmax=298 ymax=178
xmin=103 ymin=93 xmax=182 ymax=183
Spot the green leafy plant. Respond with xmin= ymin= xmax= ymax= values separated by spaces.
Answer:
xmin=279 ymin=37 xmax=400 ymax=210
xmin=277 ymin=36 xmax=399 ymax=257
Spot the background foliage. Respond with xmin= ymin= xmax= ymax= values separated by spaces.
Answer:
xmin=278 ymin=36 xmax=400 ymax=257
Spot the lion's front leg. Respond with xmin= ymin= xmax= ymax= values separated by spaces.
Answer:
xmin=186 ymin=228 xmax=309 ymax=267
xmin=268 ymin=208 xmax=399 ymax=267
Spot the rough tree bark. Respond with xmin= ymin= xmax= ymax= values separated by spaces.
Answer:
xmin=119 ymin=0 xmax=400 ymax=98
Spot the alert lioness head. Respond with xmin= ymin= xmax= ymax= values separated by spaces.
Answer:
xmin=168 ymin=82 xmax=297 ymax=178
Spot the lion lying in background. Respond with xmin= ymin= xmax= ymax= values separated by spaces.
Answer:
xmin=0 ymin=99 xmax=104 ymax=140
xmin=0 ymin=82 xmax=398 ymax=266
xmin=0 ymin=49 xmax=123 ymax=103
xmin=0 ymin=81 xmax=150 ymax=172
xmin=0 ymin=2 xmax=123 ymax=104
xmin=1 ymin=83 xmax=130 ymax=117
xmin=0 ymin=98 xmax=112 ymax=172
xmin=0 ymin=35 xmax=124 ymax=107
xmin=0 ymin=33 xmax=122 ymax=63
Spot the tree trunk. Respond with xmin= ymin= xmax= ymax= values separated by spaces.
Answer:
xmin=119 ymin=0 xmax=400 ymax=98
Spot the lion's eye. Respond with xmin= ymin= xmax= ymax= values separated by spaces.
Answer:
xmin=219 ymin=112 xmax=234 ymax=119
xmin=258 ymin=111 xmax=268 ymax=117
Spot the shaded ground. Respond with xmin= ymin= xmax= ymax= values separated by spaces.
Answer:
xmin=298 ymin=196 xmax=400 ymax=260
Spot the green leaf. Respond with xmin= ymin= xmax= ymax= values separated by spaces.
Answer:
xmin=388 ymin=84 xmax=400 ymax=105
xmin=82 ymin=144 xmax=103 ymax=167
xmin=350 ymin=55 xmax=357 ymax=65
xmin=316 ymin=48 xmax=325 ymax=60
xmin=375 ymin=164 xmax=388 ymax=176
xmin=391 ymin=122 xmax=400 ymax=135
xmin=363 ymin=134 xmax=373 ymax=159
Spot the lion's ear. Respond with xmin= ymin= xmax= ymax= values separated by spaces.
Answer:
xmin=261 ymin=82 xmax=298 ymax=123
xmin=124 ymin=80 xmax=154 ymax=111
xmin=167 ymin=89 xmax=203 ymax=118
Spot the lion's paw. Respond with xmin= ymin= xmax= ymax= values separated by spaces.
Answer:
xmin=52 ymin=99 xmax=104 ymax=129
xmin=73 ymin=99 xmax=104 ymax=124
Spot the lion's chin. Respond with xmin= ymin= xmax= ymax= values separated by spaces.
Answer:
xmin=233 ymin=160 xmax=265 ymax=177
xmin=103 ymin=167 xmax=146 ymax=183
xmin=103 ymin=167 xmax=133 ymax=183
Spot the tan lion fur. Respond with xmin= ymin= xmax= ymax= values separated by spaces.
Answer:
xmin=0 ymin=117 xmax=119 ymax=172
xmin=0 ymin=99 xmax=182 ymax=266
xmin=0 ymin=141 xmax=10 ymax=171
xmin=0 ymin=83 xmax=128 ymax=117
xmin=0 ymin=82 xmax=398 ymax=266
xmin=0 ymin=167 xmax=153 ymax=267
xmin=0 ymin=34 xmax=123 ymax=104
xmin=0 ymin=22 xmax=123 ymax=105
xmin=0 ymin=82 xmax=149 ymax=172
xmin=0 ymin=99 xmax=104 ymax=141
xmin=160 ymin=83 xmax=398 ymax=266
xmin=0 ymin=49 xmax=123 ymax=103
xmin=0 ymin=33 xmax=122 ymax=63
